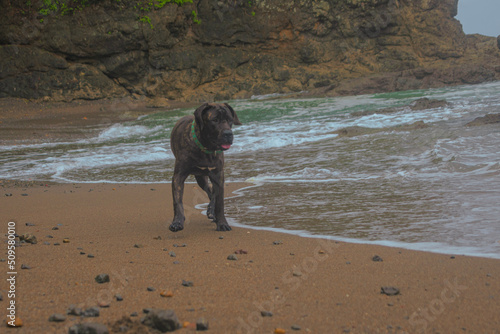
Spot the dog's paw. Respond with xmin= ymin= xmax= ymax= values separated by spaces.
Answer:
xmin=207 ymin=204 xmax=215 ymax=220
xmin=216 ymin=223 xmax=232 ymax=232
xmin=169 ymin=222 xmax=184 ymax=232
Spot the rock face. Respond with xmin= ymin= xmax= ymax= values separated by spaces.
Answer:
xmin=1 ymin=0 xmax=499 ymax=102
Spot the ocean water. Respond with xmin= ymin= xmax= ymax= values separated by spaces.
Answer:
xmin=2 ymin=82 xmax=500 ymax=258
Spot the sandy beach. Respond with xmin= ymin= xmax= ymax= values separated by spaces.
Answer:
xmin=0 ymin=181 xmax=499 ymax=333
xmin=1 ymin=99 xmax=499 ymax=333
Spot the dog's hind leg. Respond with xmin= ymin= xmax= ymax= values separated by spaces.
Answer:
xmin=195 ymin=175 xmax=215 ymax=221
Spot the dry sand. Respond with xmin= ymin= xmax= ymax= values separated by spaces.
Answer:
xmin=1 ymin=98 xmax=499 ymax=333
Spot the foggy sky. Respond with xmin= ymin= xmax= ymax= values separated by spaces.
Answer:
xmin=456 ymin=0 xmax=500 ymax=37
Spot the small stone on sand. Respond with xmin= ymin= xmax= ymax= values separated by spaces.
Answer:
xmin=182 ymin=280 xmax=194 ymax=287
xmin=19 ymin=233 xmax=37 ymax=244
xmin=160 ymin=290 xmax=174 ymax=298
xmin=196 ymin=317 xmax=209 ymax=331
xmin=95 ymin=274 xmax=110 ymax=284
xmin=67 ymin=305 xmax=83 ymax=316
xmin=261 ymin=311 xmax=273 ymax=317
xmin=49 ymin=313 xmax=66 ymax=322
xmin=68 ymin=323 xmax=109 ymax=334
xmin=83 ymin=307 xmax=100 ymax=317
xmin=141 ymin=309 xmax=181 ymax=332
xmin=381 ymin=286 xmax=400 ymax=296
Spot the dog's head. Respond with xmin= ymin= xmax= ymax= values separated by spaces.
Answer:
xmin=194 ymin=103 xmax=242 ymax=151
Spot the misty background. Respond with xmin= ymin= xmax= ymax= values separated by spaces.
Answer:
xmin=457 ymin=0 xmax=500 ymax=37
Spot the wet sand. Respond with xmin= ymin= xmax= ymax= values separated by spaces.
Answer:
xmin=1 ymin=98 xmax=499 ymax=333
xmin=0 ymin=97 xmax=198 ymax=144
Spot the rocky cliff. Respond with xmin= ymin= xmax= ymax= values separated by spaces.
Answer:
xmin=1 ymin=0 xmax=499 ymax=102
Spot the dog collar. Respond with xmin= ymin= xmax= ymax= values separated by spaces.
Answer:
xmin=191 ymin=120 xmax=223 ymax=155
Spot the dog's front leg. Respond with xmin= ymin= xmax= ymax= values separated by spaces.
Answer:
xmin=209 ymin=170 xmax=231 ymax=231
xmin=170 ymin=166 xmax=189 ymax=232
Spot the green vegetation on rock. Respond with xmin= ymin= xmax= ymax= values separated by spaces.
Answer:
xmin=33 ymin=0 xmax=197 ymax=27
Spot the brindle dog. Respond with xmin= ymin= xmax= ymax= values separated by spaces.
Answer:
xmin=169 ymin=103 xmax=242 ymax=232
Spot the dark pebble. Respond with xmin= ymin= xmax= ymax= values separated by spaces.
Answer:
xmin=346 ymin=261 xmax=351 ymax=265
xmin=49 ymin=313 xmax=66 ymax=322
xmin=260 ymin=311 xmax=273 ymax=317
xmin=95 ymin=274 xmax=110 ymax=284
xmin=43 ymin=242 xmax=50 ymax=245
xmin=25 ymin=222 xmax=35 ymax=226
xmin=450 ymin=256 xmax=456 ymax=259
xmin=21 ymin=264 xmax=31 ymax=269
xmin=196 ymin=317 xmax=209 ymax=331
xmin=133 ymin=244 xmax=144 ymax=248
xmin=147 ymin=287 xmax=156 ymax=292
xmin=130 ymin=312 xmax=138 ymax=317
xmin=67 ymin=305 xmax=83 ymax=316
xmin=169 ymin=251 xmax=176 ymax=257
xmin=19 ymin=233 xmax=37 ymax=244
xmin=53 ymin=243 xmax=60 ymax=246
xmin=5 ymin=193 xmax=12 ymax=197
xmin=115 ymin=294 xmax=123 ymax=302
xmin=80 ymin=251 xmax=86 ymax=255
xmin=173 ymin=261 xmax=180 ymax=264
xmin=0 ymin=292 xmax=3 ymax=301
xmin=87 ymin=254 xmax=95 ymax=258
xmin=227 ymin=254 xmax=238 ymax=261
xmin=219 ymin=236 xmax=224 ymax=239
xmin=21 ymin=193 xmax=28 ymax=196
xmin=52 ymin=227 xmax=59 ymax=230
xmin=273 ymin=241 xmax=283 ymax=245
xmin=68 ymin=323 xmax=109 ymax=334
xmin=381 ymin=286 xmax=400 ymax=296
xmin=141 ymin=309 xmax=181 ymax=332
xmin=83 ymin=307 xmax=100 ymax=317
xmin=143 ymin=308 xmax=152 ymax=314
xmin=162 ymin=248 xmax=168 ymax=251
xmin=372 ymin=255 xmax=383 ymax=262
xmin=182 ymin=280 xmax=194 ymax=287
xmin=46 ymin=235 xmax=54 ymax=238
xmin=291 ymin=324 xmax=301 ymax=330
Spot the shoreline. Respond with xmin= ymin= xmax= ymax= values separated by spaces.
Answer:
xmin=1 ymin=181 xmax=499 ymax=333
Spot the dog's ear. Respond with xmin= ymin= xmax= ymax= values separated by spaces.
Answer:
xmin=194 ymin=103 xmax=211 ymax=130
xmin=224 ymin=103 xmax=242 ymax=125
